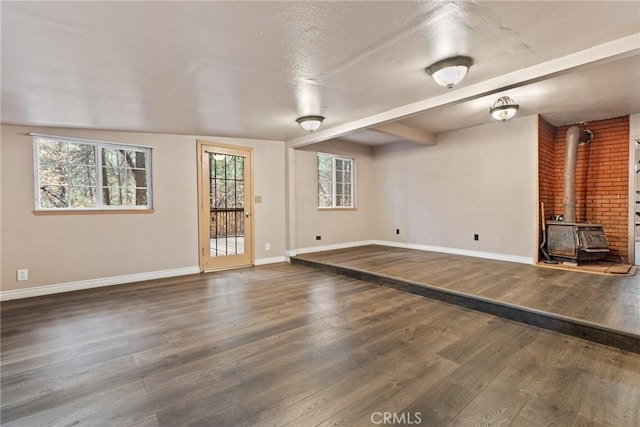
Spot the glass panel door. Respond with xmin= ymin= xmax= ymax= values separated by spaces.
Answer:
xmin=198 ymin=142 xmax=253 ymax=271
xmin=210 ymin=153 xmax=245 ymax=257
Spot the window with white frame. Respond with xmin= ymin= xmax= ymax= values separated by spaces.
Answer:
xmin=34 ymin=135 xmax=153 ymax=210
xmin=317 ymin=152 xmax=354 ymax=208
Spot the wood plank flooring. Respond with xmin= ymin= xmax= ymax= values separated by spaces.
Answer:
xmin=2 ymin=263 xmax=640 ymax=426
xmin=293 ymin=245 xmax=640 ymax=337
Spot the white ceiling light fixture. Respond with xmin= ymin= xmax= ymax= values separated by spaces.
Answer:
xmin=425 ymin=56 xmax=474 ymax=88
xmin=490 ymin=96 xmax=520 ymax=121
xmin=296 ymin=115 xmax=325 ymax=132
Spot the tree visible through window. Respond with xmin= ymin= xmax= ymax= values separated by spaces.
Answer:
xmin=317 ymin=153 xmax=354 ymax=208
xmin=34 ymin=135 xmax=153 ymax=210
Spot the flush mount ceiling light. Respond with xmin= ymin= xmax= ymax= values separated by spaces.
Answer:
xmin=490 ymin=96 xmax=520 ymax=121
xmin=425 ymin=55 xmax=474 ymax=88
xmin=296 ymin=115 xmax=325 ymax=132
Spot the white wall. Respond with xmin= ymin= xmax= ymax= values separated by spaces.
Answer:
xmin=631 ymin=113 xmax=640 ymax=140
xmin=293 ymin=139 xmax=375 ymax=251
xmin=373 ymin=115 xmax=539 ymax=262
xmin=1 ymin=115 xmax=542 ymax=297
xmin=1 ymin=125 xmax=286 ymax=294
xmin=0 ymin=127 xmax=3 ymax=288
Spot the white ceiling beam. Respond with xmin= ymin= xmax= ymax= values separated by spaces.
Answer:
xmin=372 ymin=122 xmax=436 ymax=146
xmin=286 ymin=33 xmax=640 ymax=149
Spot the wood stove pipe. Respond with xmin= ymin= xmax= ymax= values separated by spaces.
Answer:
xmin=563 ymin=126 xmax=593 ymax=223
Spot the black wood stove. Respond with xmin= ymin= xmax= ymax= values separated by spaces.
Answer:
xmin=545 ymin=126 xmax=610 ymax=264
xmin=546 ymin=221 xmax=609 ymax=262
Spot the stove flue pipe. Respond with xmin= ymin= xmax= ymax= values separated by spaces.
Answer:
xmin=563 ymin=126 xmax=593 ymax=223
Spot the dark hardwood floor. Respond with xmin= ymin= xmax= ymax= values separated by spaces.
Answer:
xmin=2 ymin=263 xmax=639 ymax=426
xmin=294 ymin=245 xmax=640 ymax=336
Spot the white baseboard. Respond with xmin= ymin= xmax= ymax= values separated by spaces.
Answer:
xmin=372 ymin=240 xmax=534 ymax=265
xmin=1 ymin=241 xmax=533 ymax=301
xmin=287 ymin=239 xmax=532 ymax=265
xmin=288 ymin=240 xmax=375 ymax=257
xmin=255 ymin=256 xmax=287 ymax=266
xmin=0 ymin=266 xmax=201 ymax=301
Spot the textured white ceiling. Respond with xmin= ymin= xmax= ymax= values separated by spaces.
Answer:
xmin=401 ymin=55 xmax=640 ymax=135
xmin=2 ymin=1 xmax=639 ymax=143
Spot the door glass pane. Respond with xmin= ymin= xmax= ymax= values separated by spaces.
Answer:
xmin=209 ymin=153 xmax=245 ymax=257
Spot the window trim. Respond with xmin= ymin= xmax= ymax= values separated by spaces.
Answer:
xmin=32 ymin=134 xmax=154 ymax=212
xmin=317 ymin=152 xmax=355 ymax=209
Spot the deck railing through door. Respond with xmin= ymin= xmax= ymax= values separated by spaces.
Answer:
xmin=210 ymin=208 xmax=245 ymax=238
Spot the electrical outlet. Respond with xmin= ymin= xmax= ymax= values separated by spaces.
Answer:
xmin=255 ymin=195 xmax=262 ymax=203
xmin=316 ymin=235 xmax=321 ymax=241
xmin=396 ymin=229 xmax=400 ymax=235
xmin=474 ymin=234 xmax=479 ymax=241
xmin=265 ymin=243 xmax=270 ymax=251
xmin=17 ymin=269 xmax=28 ymax=281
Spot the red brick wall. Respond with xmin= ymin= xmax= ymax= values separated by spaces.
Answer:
xmin=538 ymin=117 xmax=555 ymax=230
xmin=540 ymin=115 xmax=629 ymax=262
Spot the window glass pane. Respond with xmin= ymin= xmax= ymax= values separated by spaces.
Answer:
xmin=121 ymin=188 xmax=148 ymax=206
xmin=317 ymin=153 xmax=354 ymax=208
xmin=69 ymin=165 xmax=96 ymax=186
xmin=319 ymin=167 xmax=332 ymax=184
xmin=125 ymin=150 xmax=146 ymax=168
xmin=122 ymin=168 xmax=135 ymax=188
xmin=122 ymin=188 xmax=136 ymax=206
xmin=318 ymin=178 xmax=332 ymax=207
xmin=343 ymin=170 xmax=351 ymax=185
xmin=337 ymin=195 xmax=352 ymax=207
xmin=102 ymin=148 xmax=124 ymax=167
xmin=116 ymin=148 xmax=127 ymax=167
xmin=318 ymin=153 xmax=333 ymax=208
xmin=39 ymin=140 xmax=68 ymax=164
xmin=103 ymin=186 xmax=123 ymax=206
xmin=134 ymin=188 xmax=149 ymax=206
xmin=128 ymin=168 xmax=147 ymax=187
xmin=69 ymin=143 xmax=95 ymax=165
xmin=318 ymin=154 xmax=332 ymax=171
xmin=318 ymin=190 xmax=332 ymax=207
xmin=102 ymin=167 xmax=148 ymax=202
xmin=70 ymin=186 xmax=97 ymax=208
xmin=103 ymin=167 xmax=125 ymax=187
xmin=35 ymin=136 xmax=152 ymax=210
xmin=40 ymin=164 xmax=68 ymax=185
xmin=40 ymin=185 xmax=69 ymax=208
xmin=102 ymin=148 xmax=150 ymax=207
xmin=337 ymin=183 xmax=351 ymax=196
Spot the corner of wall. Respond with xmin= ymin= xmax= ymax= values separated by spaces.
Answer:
xmin=630 ymin=113 xmax=640 ymax=142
